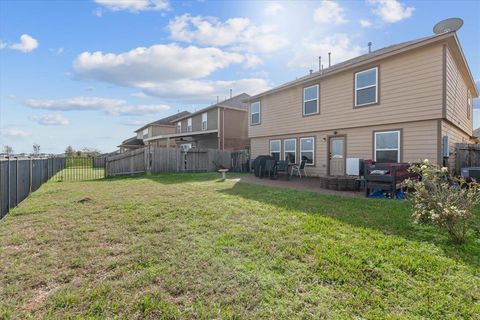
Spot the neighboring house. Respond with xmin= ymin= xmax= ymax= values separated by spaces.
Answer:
xmin=117 ymin=136 xmax=144 ymax=153
xmin=144 ymin=93 xmax=250 ymax=151
xmin=118 ymin=111 xmax=190 ymax=152
xmin=248 ymin=31 xmax=478 ymax=176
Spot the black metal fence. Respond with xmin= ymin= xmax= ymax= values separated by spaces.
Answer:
xmin=52 ymin=156 xmax=106 ymax=181
xmin=0 ymin=157 xmax=66 ymax=219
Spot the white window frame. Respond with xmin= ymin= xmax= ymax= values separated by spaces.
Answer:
xmin=250 ymin=101 xmax=261 ymax=125
xmin=374 ymin=130 xmax=400 ymax=163
xmin=176 ymin=122 xmax=181 ymax=133
xmin=283 ymin=138 xmax=297 ymax=163
xmin=202 ymin=112 xmax=208 ymax=130
xmin=187 ymin=118 xmax=192 ymax=132
xmin=355 ymin=67 xmax=378 ymax=107
xmin=269 ymin=140 xmax=281 ymax=160
xmin=303 ymin=85 xmax=319 ymax=116
xmin=142 ymin=128 xmax=149 ymax=139
xmin=300 ymin=137 xmax=315 ymax=165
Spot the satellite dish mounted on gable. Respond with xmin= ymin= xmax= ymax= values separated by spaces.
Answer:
xmin=433 ymin=18 xmax=463 ymax=34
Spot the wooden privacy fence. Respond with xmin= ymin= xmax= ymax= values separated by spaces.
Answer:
xmin=105 ymin=147 xmax=249 ymax=177
xmin=455 ymin=143 xmax=480 ymax=174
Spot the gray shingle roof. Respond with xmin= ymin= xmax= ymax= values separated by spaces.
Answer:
xmin=120 ymin=137 xmax=144 ymax=146
xmin=473 ymin=128 xmax=480 ymax=138
xmin=173 ymin=93 xmax=251 ymax=121
xmin=135 ymin=111 xmax=191 ymax=132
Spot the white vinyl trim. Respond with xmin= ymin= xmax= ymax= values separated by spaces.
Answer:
xmin=300 ymin=136 xmax=315 ymax=165
xmin=303 ymin=85 xmax=319 ymax=115
xmin=355 ymin=67 xmax=378 ymax=107
xmin=374 ymin=130 xmax=400 ymax=162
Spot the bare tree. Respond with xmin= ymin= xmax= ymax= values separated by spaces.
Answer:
xmin=65 ymin=145 xmax=75 ymax=156
xmin=33 ymin=144 xmax=40 ymax=155
xmin=2 ymin=145 xmax=13 ymax=155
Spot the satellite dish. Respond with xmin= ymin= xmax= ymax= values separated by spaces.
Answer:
xmin=433 ymin=18 xmax=463 ymax=34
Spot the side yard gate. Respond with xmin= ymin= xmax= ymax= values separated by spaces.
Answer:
xmin=455 ymin=143 xmax=480 ymax=174
xmin=106 ymin=147 xmax=249 ymax=177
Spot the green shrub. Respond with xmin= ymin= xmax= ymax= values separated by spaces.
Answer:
xmin=405 ymin=159 xmax=480 ymax=244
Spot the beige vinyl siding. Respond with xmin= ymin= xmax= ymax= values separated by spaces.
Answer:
xmin=251 ymin=120 xmax=438 ymax=176
xmin=175 ymin=108 xmax=219 ymax=133
xmin=441 ymin=120 xmax=472 ymax=174
xmin=445 ymin=47 xmax=472 ymax=136
xmin=249 ymin=44 xmax=443 ymax=139
xmin=151 ymin=125 xmax=175 ymax=137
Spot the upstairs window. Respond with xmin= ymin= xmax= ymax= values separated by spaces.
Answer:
xmin=187 ymin=118 xmax=192 ymax=132
xmin=250 ymin=101 xmax=261 ymax=125
xmin=270 ymin=140 xmax=281 ymax=161
xmin=176 ymin=122 xmax=181 ymax=133
xmin=374 ymin=130 xmax=400 ymax=163
xmin=300 ymin=137 xmax=315 ymax=165
xmin=202 ymin=112 xmax=208 ymax=130
xmin=142 ymin=128 xmax=149 ymax=139
xmin=303 ymin=85 xmax=319 ymax=115
xmin=467 ymin=90 xmax=472 ymax=120
xmin=284 ymin=139 xmax=297 ymax=164
xmin=355 ymin=67 xmax=378 ymax=107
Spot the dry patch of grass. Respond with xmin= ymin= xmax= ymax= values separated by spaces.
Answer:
xmin=0 ymin=173 xmax=479 ymax=319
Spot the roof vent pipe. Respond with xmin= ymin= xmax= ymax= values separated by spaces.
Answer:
xmin=216 ymin=96 xmax=219 ymax=103
xmin=309 ymin=69 xmax=313 ymax=75
xmin=321 ymin=64 xmax=324 ymax=73
xmin=318 ymin=56 xmax=322 ymax=73
xmin=328 ymin=52 xmax=331 ymax=68
xmin=368 ymin=42 xmax=372 ymax=53
xmin=229 ymin=89 xmax=232 ymax=98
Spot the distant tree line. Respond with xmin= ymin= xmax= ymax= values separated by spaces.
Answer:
xmin=64 ymin=146 xmax=101 ymax=157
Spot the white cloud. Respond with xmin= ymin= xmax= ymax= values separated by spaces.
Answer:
xmin=73 ymin=44 xmax=244 ymax=87
xmin=369 ymin=0 xmax=414 ymax=23
xmin=360 ymin=19 xmax=372 ymax=27
xmin=244 ymin=54 xmax=263 ymax=69
xmin=72 ymin=43 xmax=268 ymax=102
xmin=142 ymin=78 xmax=270 ymax=102
xmin=265 ymin=3 xmax=284 ymax=16
xmin=94 ymin=0 xmax=168 ymax=12
xmin=31 ymin=114 xmax=70 ymax=126
xmin=288 ymin=34 xmax=363 ymax=69
xmin=93 ymin=8 xmax=103 ymax=17
xmin=50 ymin=47 xmax=64 ymax=55
xmin=24 ymin=97 xmax=170 ymax=116
xmin=168 ymin=14 xmax=288 ymax=53
xmin=313 ymin=0 xmax=347 ymax=25
xmin=1 ymin=129 xmax=31 ymax=138
xmin=1 ymin=34 xmax=39 ymax=53
xmin=130 ymin=92 xmax=149 ymax=98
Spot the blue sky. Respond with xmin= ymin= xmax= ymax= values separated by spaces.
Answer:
xmin=1 ymin=0 xmax=479 ymax=154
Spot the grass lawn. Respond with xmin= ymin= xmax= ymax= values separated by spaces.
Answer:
xmin=0 ymin=173 xmax=479 ymax=319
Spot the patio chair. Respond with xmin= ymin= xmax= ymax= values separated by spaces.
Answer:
xmin=276 ymin=160 xmax=289 ymax=178
xmin=265 ymin=160 xmax=277 ymax=178
xmin=291 ymin=160 xmax=307 ymax=178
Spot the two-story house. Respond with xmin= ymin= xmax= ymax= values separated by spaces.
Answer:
xmin=118 ymin=111 xmax=190 ymax=152
xmin=248 ymin=31 xmax=478 ymax=176
xmin=144 ymin=93 xmax=250 ymax=151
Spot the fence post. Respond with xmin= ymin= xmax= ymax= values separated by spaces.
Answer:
xmin=15 ymin=157 xmax=19 ymax=207
xmin=7 ymin=156 xmax=10 ymax=210
xmin=29 ymin=157 xmax=33 ymax=194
